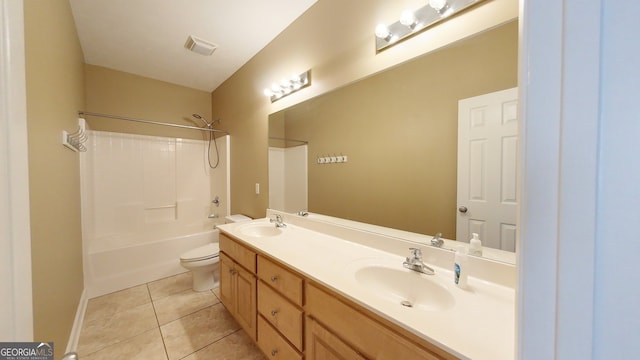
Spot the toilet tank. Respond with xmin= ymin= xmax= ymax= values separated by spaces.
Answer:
xmin=224 ymin=214 xmax=252 ymax=224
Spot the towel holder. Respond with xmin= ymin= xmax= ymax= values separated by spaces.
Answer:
xmin=62 ymin=118 xmax=87 ymax=152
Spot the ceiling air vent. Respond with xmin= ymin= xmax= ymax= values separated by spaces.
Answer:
xmin=184 ymin=35 xmax=217 ymax=56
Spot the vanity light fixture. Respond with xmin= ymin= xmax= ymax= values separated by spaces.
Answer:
xmin=263 ymin=70 xmax=311 ymax=103
xmin=375 ymin=0 xmax=486 ymax=52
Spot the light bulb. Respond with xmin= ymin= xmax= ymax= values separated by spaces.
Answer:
xmin=375 ymin=23 xmax=391 ymax=40
xmin=429 ymin=0 xmax=448 ymax=11
xmin=263 ymin=88 xmax=273 ymax=97
xmin=280 ymin=78 xmax=291 ymax=88
xmin=400 ymin=10 xmax=417 ymax=28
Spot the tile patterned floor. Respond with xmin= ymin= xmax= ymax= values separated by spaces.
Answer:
xmin=77 ymin=272 xmax=265 ymax=360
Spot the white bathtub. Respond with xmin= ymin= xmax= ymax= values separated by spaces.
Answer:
xmin=85 ymin=229 xmax=219 ymax=298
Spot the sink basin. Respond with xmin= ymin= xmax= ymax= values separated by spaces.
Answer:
xmin=238 ymin=223 xmax=283 ymax=238
xmin=353 ymin=265 xmax=455 ymax=311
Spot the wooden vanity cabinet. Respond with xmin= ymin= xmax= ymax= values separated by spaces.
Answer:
xmin=220 ymin=233 xmax=458 ymax=360
xmin=219 ymin=235 xmax=257 ymax=341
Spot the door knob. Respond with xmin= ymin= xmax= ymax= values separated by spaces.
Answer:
xmin=458 ymin=206 xmax=468 ymax=213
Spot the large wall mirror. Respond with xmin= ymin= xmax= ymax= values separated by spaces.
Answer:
xmin=269 ymin=21 xmax=518 ymax=261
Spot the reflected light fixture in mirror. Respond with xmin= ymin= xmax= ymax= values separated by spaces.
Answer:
xmin=263 ymin=70 xmax=311 ymax=103
xmin=375 ymin=0 xmax=486 ymax=52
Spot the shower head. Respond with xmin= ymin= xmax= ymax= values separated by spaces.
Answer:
xmin=192 ymin=114 xmax=221 ymax=128
xmin=192 ymin=113 xmax=211 ymax=127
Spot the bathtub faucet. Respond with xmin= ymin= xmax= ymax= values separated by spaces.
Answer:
xmin=269 ymin=214 xmax=287 ymax=228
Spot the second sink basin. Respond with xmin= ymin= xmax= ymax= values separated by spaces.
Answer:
xmin=238 ymin=223 xmax=283 ymax=238
xmin=353 ymin=264 xmax=455 ymax=311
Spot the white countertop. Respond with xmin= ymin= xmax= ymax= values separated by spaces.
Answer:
xmin=218 ymin=217 xmax=515 ymax=360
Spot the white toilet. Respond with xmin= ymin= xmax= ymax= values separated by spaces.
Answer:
xmin=180 ymin=214 xmax=251 ymax=291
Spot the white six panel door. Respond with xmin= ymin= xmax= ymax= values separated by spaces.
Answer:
xmin=457 ymin=88 xmax=518 ymax=251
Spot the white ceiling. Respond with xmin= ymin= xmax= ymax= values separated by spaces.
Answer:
xmin=69 ymin=0 xmax=317 ymax=92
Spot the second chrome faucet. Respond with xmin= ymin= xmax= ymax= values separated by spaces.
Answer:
xmin=403 ymin=248 xmax=435 ymax=275
xmin=269 ymin=214 xmax=287 ymax=228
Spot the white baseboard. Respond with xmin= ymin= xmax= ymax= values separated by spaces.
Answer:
xmin=65 ymin=288 xmax=88 ymax=354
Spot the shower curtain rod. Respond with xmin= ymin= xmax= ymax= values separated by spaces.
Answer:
xmin=269 ymin=136 xmax=308 ymax=144
xmin=78 ymin=111 xmax=229 ymax=134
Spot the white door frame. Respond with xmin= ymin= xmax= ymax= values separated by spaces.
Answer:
xmin=0 ymin=0 xmax=33 ymax=341
xmin=518 ymin=0 xmax=601 ymax=358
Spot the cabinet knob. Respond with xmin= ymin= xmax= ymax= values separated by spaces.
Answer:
xmin=270 ymin=275 xmax=278 ymax=282
xmin=271 ymin=349 xmax=278 ymax=356
xmin=270 ymin=309 xmax=278 ymax=317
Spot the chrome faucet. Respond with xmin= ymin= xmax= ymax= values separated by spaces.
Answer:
xmin=297 ymin=209 xmax=309 ymax=216
xmin=403 ymin=248 xmax=435 ymax=275
xmin=430 ymin=232 xmax=444 ymax=247
xmin=269 ymin=214 xmax=287 ymax=228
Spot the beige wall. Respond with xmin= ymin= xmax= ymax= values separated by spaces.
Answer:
xmin=24 ymin=0 xmax=85 ymax=355
xmin=84 ymin=65 xmax=212 ymax=141
xmin=211 ymin=0 xmax=518 ymax=219
xmin=280 ymin=22 xmax=518 ymax=238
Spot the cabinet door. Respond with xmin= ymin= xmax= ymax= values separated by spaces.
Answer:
xmin=236 ymin=264 xmax=257 ymax=341
xmin=306 ymin=317 xmax=366 ymax=360
xmin=306 ymin=284 xmax=452 ymax=360
xmin=219 ymin=253 xmax=234 ymax=309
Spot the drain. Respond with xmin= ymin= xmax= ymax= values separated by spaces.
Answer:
xmin=400 ymin=300 xmax=413 ymax=308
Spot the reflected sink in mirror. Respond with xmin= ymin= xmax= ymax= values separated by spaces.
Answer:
xmin=353 ymin=264 xmax=455 ymax=312
xmin=238 ymin=223 xmax=284 ymax=238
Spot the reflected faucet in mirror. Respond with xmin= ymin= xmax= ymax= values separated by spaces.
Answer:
xmin=431 ymin=232 xmax=444 ymax=247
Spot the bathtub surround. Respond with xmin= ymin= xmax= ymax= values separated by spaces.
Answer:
xmin=80 ymin=131 xmax=229 ymax=298
xmin=268 ymin=144 xmax=308 ymax=213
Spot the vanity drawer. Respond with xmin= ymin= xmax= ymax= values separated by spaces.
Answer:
xmin=220 ymin=234 xmax=256 ymax=272
xmin=257 ymin=315 xmax=303 ymax=360
xmin=258 ymin=280 xmax=304 ymax=350
xmin=257 ymin=255 xmax=303 ymax=305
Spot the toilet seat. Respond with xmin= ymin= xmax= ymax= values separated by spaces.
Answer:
xmin=180 ymin=243 xmax=220 ymax=262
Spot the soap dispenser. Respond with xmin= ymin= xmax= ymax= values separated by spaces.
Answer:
xmin=469 ymin=232 xmax=483 ymax=256
xmin=454 ymin=246 xmax=468 ymax=289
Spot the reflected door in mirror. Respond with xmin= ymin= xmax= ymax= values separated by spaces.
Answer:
xmin=457 ymin=88 xmax=518 ymax=251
